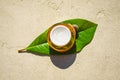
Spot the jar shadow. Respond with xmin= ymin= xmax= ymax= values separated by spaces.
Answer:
xmin=50 ymin=54 xmax=76 ymax=69
xmin=50 ymin=44 xmax=77 ymax=69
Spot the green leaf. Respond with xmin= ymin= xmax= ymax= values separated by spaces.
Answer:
xmin=25 ymin=18 xmax=97 ymax=55
xmin=27 ymin=43 xmax=50 ymax=55
xmin=27 ymin=30 xmax=48 ymax=47
xmin=75 ymin=26 xmax=97 ymax=52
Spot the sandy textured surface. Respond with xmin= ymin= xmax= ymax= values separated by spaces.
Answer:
xmin=0 ymin=0 xmax=120 ymax=80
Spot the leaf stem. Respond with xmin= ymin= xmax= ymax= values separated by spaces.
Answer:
xmin=18 ymin=49 xmax=26 ymax=53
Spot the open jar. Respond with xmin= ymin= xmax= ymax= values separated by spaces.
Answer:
xmin=47 ymin=23 xmax=77 ymax=52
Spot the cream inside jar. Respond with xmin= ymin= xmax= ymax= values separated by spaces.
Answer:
xmin=50 ymin=25 xmax=71 ymax=46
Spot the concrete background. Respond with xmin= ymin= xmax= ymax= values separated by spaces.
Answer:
xmin=0 ymin=0 xmax=120 ymax=80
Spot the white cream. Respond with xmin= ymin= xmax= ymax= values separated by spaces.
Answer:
xmin=50 ymin=25 xmax=71 ymax=46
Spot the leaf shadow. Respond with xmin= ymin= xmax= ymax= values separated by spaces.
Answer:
xmin=21 ymin=51 xmax=50 ymax=56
